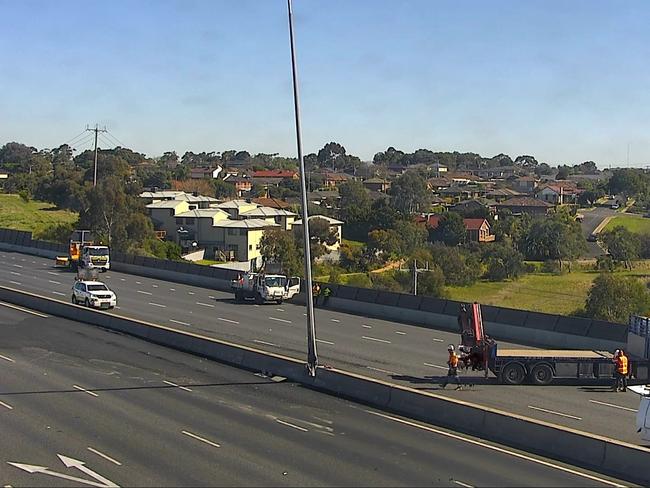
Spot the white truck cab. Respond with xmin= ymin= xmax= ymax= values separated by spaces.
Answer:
xmin=232 ymin=273 xmax=300 ymax=304
xmin=80 ymin=245 xmax=110 ymax=271
xmin=72 ymin=280 xmax=117 ymax=309
xmin=630 ymin=385 xmax=650 ymax=442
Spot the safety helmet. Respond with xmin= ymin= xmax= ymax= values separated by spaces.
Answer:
xmin=615 ymin=349 xmax=621 ymax=356
xmin=448 ymin=344 xmax=455 ymax=351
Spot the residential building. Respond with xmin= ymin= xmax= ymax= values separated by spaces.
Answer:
xmin=536 ymin=183 xmax=580 ymax=205
xmin=252 ymin=197 xmax=292 ymax=210
xmin=239 ymin=206 xmax=297 ymax=231
xmin=140 ymin=190 xmax=219 ymax=208
xmin=251 ymin=170 xmax=298 ymax=185
xmin=416 ymin=214 xmax=495 ymax=242
xmin=511 ymin=176 xmax=538 ymax=194
xmin=212 ymin=219 xmax=278 ymax=262
xmin=427 ymin=177 xmax=452 ymax=191
xmin=363 ymin=177 xmax=391 ymax=193
xmin=292 ymin=215 xmax=344 ymax=251
xmin=215 ymin=199 xmax=260 ymax=219
xmin=430 ymin=163 xmax=448 ymax=178
xmin=322 ymin=172 xmax=352 ymax=188
xmin=451 ymin=198 xmax=496 ymax=215
xmin=175 ymin=208 xmax=231 ymax=248
xmin=486 ymin=188 xmax=522 ymax=202
xmin=190 ymin=166 xmax=222 ymax=179
xmin=224 ymin=175 xmax=252 ymax=196
xmin=146 ymin=200 xmax=191 ymax=240
xmin=496 ymin=196 xmax=553 ymax=216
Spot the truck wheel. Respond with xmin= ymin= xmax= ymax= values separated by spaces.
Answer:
xmin=501 ymin=362 xmax=526 ymax=385
xmin=530 ymin=363 xmax=554 ymax=386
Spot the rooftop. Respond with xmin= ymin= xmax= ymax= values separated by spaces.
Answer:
xmin=497 ymin=197 xmax=553 ymax=207
xmin=213 ymin=219 xmax=279 ymax=229
xmin=216 ymin=199 xmax=259 ymax=209
xmin=241 ymin=207 xmax=297 ymax=218
xmin=146 ymin=200 xmax=188 ymax=209
xmin=175 ymin=208 xmax=229 ymax=219
xmin=293 ymin=215 xmax=344 ymax=226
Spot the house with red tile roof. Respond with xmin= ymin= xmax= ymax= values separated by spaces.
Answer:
xmin=415 ymin=214 xmax=495 ymax=242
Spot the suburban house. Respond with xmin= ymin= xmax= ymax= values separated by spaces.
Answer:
xmin=416 ymin=214 xmax=495 ymax=243
xmin=496 ymin=196 xmax=553 ymax=216
xmin=427 ymin=177 xmax=452 ymax=191
xmin=536 ymin=183 xmax=580 ymax=205
xmin=239 ymin=206 xmax=297 ymax=231
xmin=451 ymin=198 xmax=496 ymax=215
xmin=363 ymin=177 xmax=391 ymax=193
xmin=430 ymin=163 xmax=448 ymax=177
xmin=321 ymin=172 xmax=352 ymax=188
xmin=146 ymin=200 xmax=191 ymax=240
xmin=470 ymin=166 xmax=519 ymax=180
xmin=511 ymin=176 xmax=538 ymax=193
xmin=486 ymin=188 xmax=522 ymax=202
xmin=140 ymin=190 xmax=219 ymax=208
xmin=292 ymin=215 xmax=344 ymax=251
xmin=223 ymin=175 xmax=252 ymax=196
xmin=251 ymin=170 xmax=298 ymax=185
xmin=252 ymin=197 xmax=292 ymax=210
xmin=190 ymin=166 xmax=222 ymax=179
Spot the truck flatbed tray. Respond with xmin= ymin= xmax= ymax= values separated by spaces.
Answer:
xmin=497 ymin=349 xmax=612 ymax=359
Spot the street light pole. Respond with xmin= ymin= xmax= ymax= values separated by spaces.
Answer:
xmin=287 ymin=0 xmax=318 ymax=376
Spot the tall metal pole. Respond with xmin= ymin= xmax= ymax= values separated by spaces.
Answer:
xmin=93 ymin=125 xmax=99 ymax=187
xmin=287 ymin=0 xmax=318 ymax=376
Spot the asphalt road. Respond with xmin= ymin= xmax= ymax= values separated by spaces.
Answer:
xmin=0 ymin=303 xmax=630 ymax=487
xmin=579 ymin=207 xmax=616 ymax=258
xmin=0 ymin=251 xmax=643 ymax=446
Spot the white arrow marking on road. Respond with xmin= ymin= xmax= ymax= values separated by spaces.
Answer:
xmin=7 ymin=462 xmax=114 ymax=488
xmin=58 ymin=454 xmax=119 ymax=487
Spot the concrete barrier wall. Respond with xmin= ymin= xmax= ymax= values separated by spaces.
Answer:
xmin=0 ymin=228 xmax=627 ymax=350
xmin=0 ymin=284 xmax=648 ymax=485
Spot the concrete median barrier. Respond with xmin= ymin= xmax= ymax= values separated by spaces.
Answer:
xmin=0 ymin=284 xmax=649 ymax=484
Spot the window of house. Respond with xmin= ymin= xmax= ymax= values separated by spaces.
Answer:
xmin=175 ymin=218 xmax=182 ymax=225
xmin=249 ymin=244 xmax=252 ymax=250
xmin=185 ymin=218 xmax=195 ymax=226
xmin=227 ymin=228 xmax=236 ymax=235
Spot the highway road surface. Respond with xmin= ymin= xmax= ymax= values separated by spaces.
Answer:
xmin=0 ymin=301 xmax=632 ymax=487
xmin=0 ymin=251 xmax=643 ymax=445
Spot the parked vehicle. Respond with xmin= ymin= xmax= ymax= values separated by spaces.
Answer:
xmin=231 ymin=272 xmax=300 ymax=304
xmin=456 ymin=303 xmax=650 ymax=385
xmin=630 ymin=385 xmax=650 ymax=442
xmin=55 ymin=230 xmax=110 ymax=271
xmin=71 ymin=280 xmax=117 ymax=309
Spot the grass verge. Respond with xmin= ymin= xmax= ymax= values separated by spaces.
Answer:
xmin=0 ymin=193 xmax=78 ymax=235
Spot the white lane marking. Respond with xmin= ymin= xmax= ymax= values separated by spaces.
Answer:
xmin=182 ymin=430 xmax=221 ymax=448
xmin=152 ymin=284 xmax=158 ymax=288
xmin=395 ymin=331 xmax=406 ymax=335
xmin=10 ymin=271 xmax=21 ymax=276
xmin=52 ymin=291 xmax=66 ymax=296
xmin=196 ymin=302 xmax=215 ymax=308
xmin=362 ymin=324 xmax=372 ymax=329
xmin=48 ymin=280 xmax=61 ymax=285
xmin=169 ymin=319 xmax=191 ymax=326
xmin=47 ymin=271 xmax=59 ymax=276
xmin=0 ymin=400 xmax=13 ymax=410
xmin=254 ymin=339 xmax=279 ymax=347
xmin=218 ymin=317 xmax=239 ymax=324
xmin=367 ymin=366 xmax=396 ymax=375
xmin=9 ymin=281 xmax=21 ymax=286
xmin=276 ymin=308 xmax=285 ymax=312
xmin=0 ymin=354 xmax=15 ymax=363
xmin=148 ymin=302 xmax=167 ymax=308
xmin=136 ymin=281 xmax=142 ymax=285
xmin=188 ymin=291 xmax=195 ymax=295
xmin=12 ymin=264 xmax=22 ymax=268
xmin=362 ymin=336 xmax=391 ymax=344
xmin=453 ymin=481 xmax=474 ymax=488
xmin=365 ymin=410 xmax=625 ymax=488
xmin=424 ymin=362 xmax=447 ymax=370
xmin=0 ymin=302 xmax=48 ymax=317
xmin=163 ymin=380 xmax=192 ymax=392
xmin=432 ymin=338 xmax=444 ymax=343
xmin=331 ymin=318 xmax=340 ymax=323
xmin=276 ymin=419 xmax=308 ymax=432
xmin=208 ymin=295 xmax=215 ymax=299
xmin=170 ymin=288 xmax=176 ymax=292
xmin=527 ymin=405 xmax=582 ymax=420
xmin=120 ymin=278 xmax=125 ymax=281
xmin=72 ymin=385 xmax=99 ymax=397
xmin=589 ymin=399 xmax=637 ymax=413
xmin=31 ymin=261 xmax=36 ymax=264
xmin=269 ymin=316 xmax=292 ymax=324
xmin=316 ymin=339 xmax=335 ymax=345
xmin=87 ymin=447 xmax=122 ymax=466
xmin=137 ymin=290 xmax=152 ymax=295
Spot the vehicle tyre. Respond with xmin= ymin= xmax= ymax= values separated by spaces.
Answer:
xmin=71 ymin=295 xmax=77 ymax=304
xmin=276 ymin=299 xmax=283 ymax=305
xmin=84 ymin=298 xmax=90 ymax=307
xmin=530 ymin=363 xmax=554 ymax=386
xmin=501 ymin=362 xmax=526 ymax=385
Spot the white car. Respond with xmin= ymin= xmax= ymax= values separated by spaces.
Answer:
xmin=71 ymin=280 xmax=117 ymax=309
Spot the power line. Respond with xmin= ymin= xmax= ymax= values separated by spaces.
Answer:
xmin=63 ymin=129 xmax=89 ymax=146
xmin=69 ymin=133 xmax=96 ymax=151
xmin=105 ymin=130 xmax=126 ymax=148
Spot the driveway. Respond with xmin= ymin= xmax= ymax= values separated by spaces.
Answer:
xmin=578 ymin=207 xmax=616 ymax=257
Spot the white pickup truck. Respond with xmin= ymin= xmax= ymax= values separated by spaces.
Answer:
xmin=630 ymin=385 xmax=650 ymax=442
xmin=231 ymin=273 xmax=300 ymax=304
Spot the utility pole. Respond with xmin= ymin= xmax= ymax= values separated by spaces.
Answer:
xmin=287 ymin=0 xmax=318 ymax=376
xmin=412 ymin=259 xmax=429 ymax=296
xmin=87 ymin=124 xmax=107 ymax=187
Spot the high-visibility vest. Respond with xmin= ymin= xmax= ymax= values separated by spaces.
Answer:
xmin=448 ymin=352 xmax=459 ymax=368
xmin=616 ymin=355 xmax=629 ymax=375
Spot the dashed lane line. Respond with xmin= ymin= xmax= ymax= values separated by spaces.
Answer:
xmin=148 ymin=302 xmax=167 ymax=308
xmin=527 ymin=405 xmax=582 ymax=420
xmin=52 ymin=291 xmax=66 ymax=296
xmin=87 ymin=447 xmax=122 ymax=466
xmin=73 ymin=385 xmax=99 ymax=397
xmin=316 ymin=339 xmax=335 ymax=345
xmin=163 ymin=380 xmax=193 ymax=392
xmin=395 ymin=331 xmax=406 ymax=335
xmin=362 ymin=336 xmax=391 ymax=344
xmin=0 ymin=354 xmax=15 ymax=363
xmin=217 ymin=317 xmax=239 ymax=324
xmin=182 ymin=430 xmax=221 ymax=448
xmin=169 ymin=319 xmax=191 ymax=326
xmin=269 ymin=316 xmax=292 ymax=324
xmin=588 ymin=399 xmax=637 ymax=413
xmin=362 ymin=324 xmax=372 ymax=329
xmin=196 ymin=302 xmax=215 ymax=308
xmin=254 ymin=339 xmax=279 ymax=347
xmin=48 ymin=279 xmax=61 ymax=285
xmin=423 ymin=362 xmax=447 ymax=370
xmin=276 ymin=419 xmax=308 ymax=432
xmin=0 ymin=400 xmax=13 ymax=410
xmin=137 ymin=290 xmax=152 ymax=295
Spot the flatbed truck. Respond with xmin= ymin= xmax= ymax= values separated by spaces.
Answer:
xmin=458 ymin=303 xmax=650 ymax=385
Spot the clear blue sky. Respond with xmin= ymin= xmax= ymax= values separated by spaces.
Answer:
xmin=1 ymin=0 xmax=649 ymax=167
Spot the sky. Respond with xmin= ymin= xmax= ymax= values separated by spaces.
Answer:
xmin=1 ymin=0 xmax=649 ymax=167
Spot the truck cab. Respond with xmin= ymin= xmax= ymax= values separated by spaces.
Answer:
xmin=80 ymin=245 xmax=110 ymax=271
xmin=232 ymin=273 xmax=301 ymax=304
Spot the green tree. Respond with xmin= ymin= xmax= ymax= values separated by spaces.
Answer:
xmin=482 ymin=243 xmax=524 ymax=281
xmin=338 ymin=180 xmax=371 ymax=225
xmin=213 ymin=179 xmax=237 ymax=199
xmin=259 ymin=228 xmax=302 ymax=276
xmin=600 ymin=226 xmax=640 ymax=269
xmin=429 ymin=243 xmax=480 ymax=286
xmin=429 ymin=212 xmax=466 ymax=246
xmin=294 ymin=217 xmax=339 ymax=259
xmin=417 ymin=265 xmax=446 ymax=297
xmin=389 ymin=171 xmax=430 ymax=214
xmin=585 ymin=274 xmax=650 ymax=323
xmin=522 ymin=213 xmax=586 ymax=267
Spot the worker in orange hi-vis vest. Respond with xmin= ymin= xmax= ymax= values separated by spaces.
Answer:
xmin=612 ymin=349 xmax=629 ymax=392
xmin=440 ymin=345 xmax=462 ymax=390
